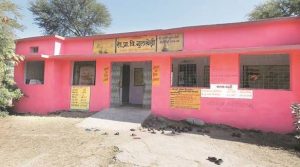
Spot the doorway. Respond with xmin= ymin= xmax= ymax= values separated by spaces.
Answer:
xmin=110 ymin=61 xmax=152 ymax=108
xmin=122 ymin=64 xmax=130 ymax=104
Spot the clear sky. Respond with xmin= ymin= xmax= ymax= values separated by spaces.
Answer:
xmin=12 ymin=0 xmax=265 ymax=38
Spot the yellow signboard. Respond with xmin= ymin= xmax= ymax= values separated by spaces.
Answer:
xmin=170 ymin=87 xmax=201 ymax=110
xmin=103 ymin=66 xmax=110 ymax=84
xmin=157 ymin=33 xmax=183 ymax=52
xmin=152 ymin=65 xmax=160 ymax=86
xmin=70 ymin=86 xmax=91 ymax=110
xmin=93 ymin=38 xmax=115 ymax=54
xmin=116 ymin=36 xmax=156 ymax=53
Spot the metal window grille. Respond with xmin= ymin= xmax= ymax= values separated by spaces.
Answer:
xmin=73 ymin=61 xmax=96 ymax=85
xmin=204 ymin=65 xmax=210 ymax=87
xmin=178 ymin=64 xmax=197 ymax=87
xmin=241 ymin=65 xmax=290 ymax=89
xmin=172 ymin=57 xmax=210 ymax=87
xmin=30 ymin=47 xmax=39 ymax=53
xmin=25 ymin=61 xmax=45 ymax=84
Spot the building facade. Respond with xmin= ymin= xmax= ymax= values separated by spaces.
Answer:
xmin=14 ymin=17 xmax=300 ymax=133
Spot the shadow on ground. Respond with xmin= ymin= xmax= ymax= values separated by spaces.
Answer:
xmin=142 ymin=114 xmax=300 ymax=156
xmin=10 ymin=110 xmax=94 ymax=118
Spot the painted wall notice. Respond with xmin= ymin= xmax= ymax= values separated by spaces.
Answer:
xmin=201 ymin=86 xmax=253 ymax=99
xmin=70 ymin=86 xmax=91 ymax=110
xmin=152 ymin=65 xmax=160 ymax=86
xmin=157 ymin=33 xmax=183 ymax=52
xmin=103 ymin=66 xmax=109 ymax=84
xmin=116 ymin=36 xmax=156 ymax=53
xmin=93 ymin=33 xmax=184 ymax=54
xmin=210 ymin=84 xmax=238 ymax=90
xmin=170 ymin=87 xmax=201 ymax=110
xmin=93 ymin=38 xmax=116 ymax=54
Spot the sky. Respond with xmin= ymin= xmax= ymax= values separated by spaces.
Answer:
xmin=12 ymin=0 xmax=265 ymax=38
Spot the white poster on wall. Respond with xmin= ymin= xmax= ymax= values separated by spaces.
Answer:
xmin=201 ymin=84 xmax=253 ymax=99
xmin=210 ymin=84 xmax=238 ymax=90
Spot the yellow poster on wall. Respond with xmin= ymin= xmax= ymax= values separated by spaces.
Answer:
xmin=152 ymin=65 xmax=160 ymax=86
xmin=116 ymin=36 xmax=156 ymax=53
xmin=70 ymin=86 xmax=91 ymax=110
xmin=103 ymin=66 xmax=109 ymax=84
xmin=170 ymin=87 xmax=201 ymax=110
xmin=93 ymin=38 xmax=115 ymax=54
xmin=157 ymin=33 xmax=183 ymax=52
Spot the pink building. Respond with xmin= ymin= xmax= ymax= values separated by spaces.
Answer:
xmin=14 ymin=17 xmax=300 ymax=133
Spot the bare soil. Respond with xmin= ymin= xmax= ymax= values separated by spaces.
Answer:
xmin=142 ymin=115 xmax=300 ymax=149
xmin=0 ymin=116 xmax=121 ymax=167
xmin=0 ymin=113 xmax=300 ymax=167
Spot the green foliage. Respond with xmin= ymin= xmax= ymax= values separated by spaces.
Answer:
xmin=29 ymin=0 xmax=111 ymax=37
xmin=0 ymin=0 xmax=23 ymax=114
xmin=248 ymin=0 xmax=300 ymax=20
xmin=0 ymin=110 xmax=8 ymax=117
xmin=291 ymin=104 xmax=300 ymax=148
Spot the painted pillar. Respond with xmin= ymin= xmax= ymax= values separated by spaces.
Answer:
xmin=54 ymin=60 xmax=72 ymax=110
xmin=151 ymin=56 xmax=171 ymax=116
xmin=291 ymin=52 xmax=300 ymax=101
xmin=89 ymin=59 xmax=110 ymax=111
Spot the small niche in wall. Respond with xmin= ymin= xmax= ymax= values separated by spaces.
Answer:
xmin=30 ymin=46 xmax=39 ymax=54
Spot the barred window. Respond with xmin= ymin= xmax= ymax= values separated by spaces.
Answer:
xmin=172 ymin=57 xmax=210 ymax=87
xmin=73 ymin=61 xmax=96 ymax=85
xmin=204 ymin=65 xmax=210 ymax=87
xmin=240 ymin=54 xmax=290 ymax=90
xmin=25 ymin=61 xmax=44 ymax=85
xmin=30 ymin=46 xmax=39 ymax=54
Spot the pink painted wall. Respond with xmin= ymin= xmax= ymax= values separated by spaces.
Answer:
xmin=14 ymin=59 xmax=72 ymax=114
xmin=151 ymin=53 xmax=299 ymax=133
xmin=16 ymin=36 xmax=65 ymax=56
xmin=184 ymin=19 xmax=300 ymax=51
xmin=14 ymin=17 xmax=300 ymax=133
xmin=61 ymin=39 xmax=93 ymax=55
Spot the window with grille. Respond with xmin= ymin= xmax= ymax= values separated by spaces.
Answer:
xmin=178 ymin=64 xmax=197 ymax=87
xmin=73 ymin=61 xmax=96 ymax=85
xmin=204 ymin=65 xmax=210 ymax=87
xmin=172 ymin=57 xmax=210 ymax=87
xmin=240 ymin=54 xmax=290 ymax=90
xmin=30 ymin=46 xmax=39 ymax=54
xmin=25 ymin=61 xmax=44 ymax=84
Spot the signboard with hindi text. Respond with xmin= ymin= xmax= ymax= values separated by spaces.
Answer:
xmin=70 ymin=86 xmax=91 ymax=110
xmin=103 ymin=66 xmax=109 ymax=84
xmin=152 ymin=65 xmax=160 ymax=86
xmin=170 ymin=87 xmax=201 ymax=110
xmin=116 ymin=36 xmax=156 ymax=53
xmin=201 ymin=84 xmax=253 ymax=99
xmin=157 ymin=33 xmax=183 ymax=52
xmin=92 ymin=34 xmax=184 ymax=54
xmin=201 ymin=89 xmax=253 ymax=99
xmin=93 ymin=38 xmax=115 ymax=54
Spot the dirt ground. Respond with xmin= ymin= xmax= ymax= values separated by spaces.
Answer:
xmin=0 ymin=115 xmax=121 ymax=167
xmin=1 ymin=113 xmax=300 ymax=167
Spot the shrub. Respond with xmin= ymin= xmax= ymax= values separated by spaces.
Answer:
xmin=291 ymin=103 xmax=300 ymax=150
xmin=0 ymin=0 xmax=24 ymax=115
